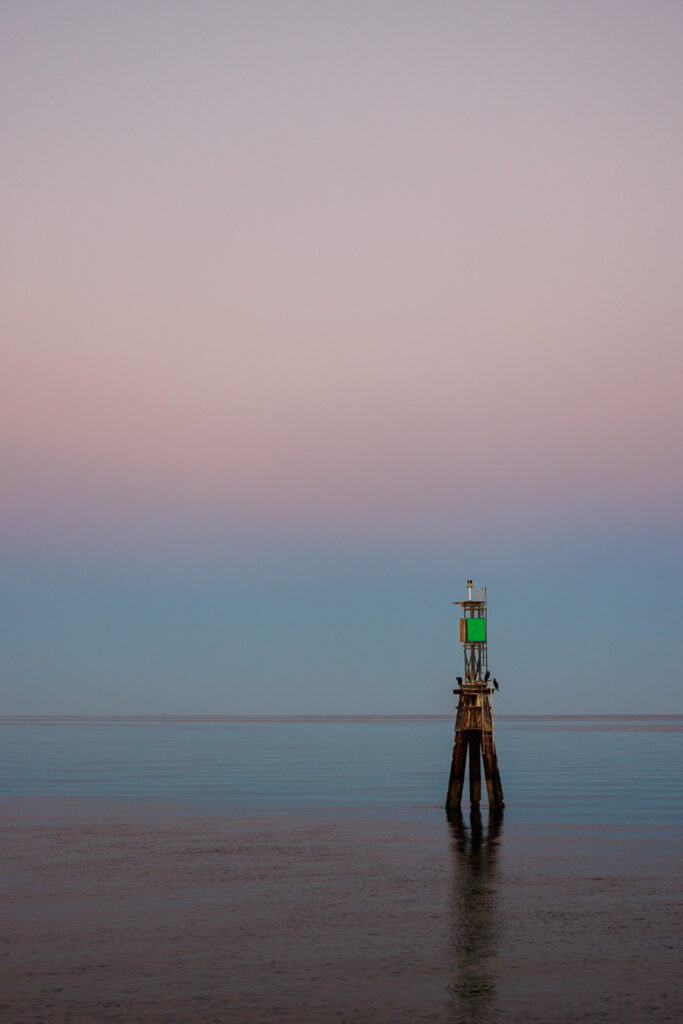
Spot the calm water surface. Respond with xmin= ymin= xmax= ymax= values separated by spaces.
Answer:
xmin=1 ymin=717 xmax=681 ymax=1023
xmin=1 ymin=715 xmax=681 ymax=825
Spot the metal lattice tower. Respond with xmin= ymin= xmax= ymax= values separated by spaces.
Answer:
xmin=445 ymin=579 xmax=504 ymax=811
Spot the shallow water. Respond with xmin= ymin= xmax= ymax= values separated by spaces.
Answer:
xmin=1 ymin=717 xmax=681 ymax=1022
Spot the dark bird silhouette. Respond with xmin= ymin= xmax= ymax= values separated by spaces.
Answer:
xmin=493 ymin=678 xmax=499 ymax=692
xmin=456 ymin=676 xmax=463 ymax=686
xmin=484 ymin=669 xmax=490 ymax=681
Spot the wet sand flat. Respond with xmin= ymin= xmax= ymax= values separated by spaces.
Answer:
xmin=1 ymin=801 xmax=681 ymax=1024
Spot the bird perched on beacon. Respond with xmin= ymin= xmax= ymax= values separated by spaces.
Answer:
xmin=493 ymin=678 xmax=499 ymax=692
xmin=484 ymin=669 xmax=490 ymax=681
xmin=456 ymin=676 xmax=463 ymax=686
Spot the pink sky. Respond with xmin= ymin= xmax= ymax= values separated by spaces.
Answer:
xmin=2 ymin=1 xmax=682 ymax=549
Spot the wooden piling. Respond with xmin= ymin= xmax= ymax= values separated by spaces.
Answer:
xmin=468 ymin=731 xmax=481 ymax=807
xmin=445 ymin=731 xmax=468 ymax=810
xmin=481 ymin=732 xmax=505 ymax=809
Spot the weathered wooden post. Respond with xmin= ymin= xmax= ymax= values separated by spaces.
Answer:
xmin=446 ymin=579 xmax=504 ymax=811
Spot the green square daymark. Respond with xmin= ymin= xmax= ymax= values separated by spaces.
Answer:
xmin=466 ymin=617 xmax=486 ymax=643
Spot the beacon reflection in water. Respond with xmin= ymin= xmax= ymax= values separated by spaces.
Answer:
xmin=447 ymin=807 xmax=503 ymax=1024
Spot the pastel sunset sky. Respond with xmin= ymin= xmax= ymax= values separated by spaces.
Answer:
xmin=2 ymin=1 xmax=682 ymax=714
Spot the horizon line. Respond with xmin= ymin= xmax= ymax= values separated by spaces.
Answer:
xmin=1 ymin=713 xmax=681 ymax=724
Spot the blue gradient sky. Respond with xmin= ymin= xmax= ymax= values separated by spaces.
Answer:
xmin=2 ymin=2 xmax=682 ymax=713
